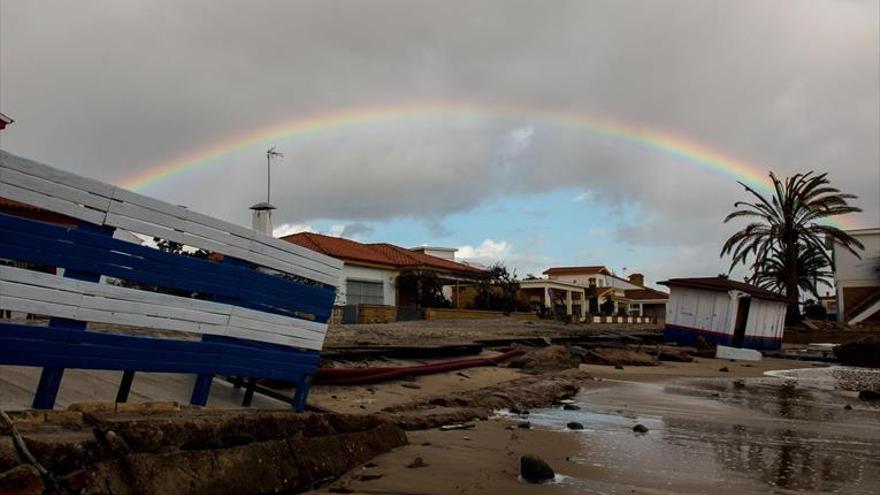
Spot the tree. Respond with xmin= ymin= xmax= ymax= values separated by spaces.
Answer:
xmin=395 ymin=269 xmax=451 ymax=308
xmin=750 ymin=242 xmax=834 ymax=300
xmin=472 ymin=263 xmax=522 ymax=314
xmin=721 ymin=172 xmax=863 ymax=322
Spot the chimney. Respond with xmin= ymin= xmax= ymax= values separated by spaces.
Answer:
xmin=249 ymin=202 xmax=275 ymax=236
xmin=628 ymin=273 xmax=645 ymax=286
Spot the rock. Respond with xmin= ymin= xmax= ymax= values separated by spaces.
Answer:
xmin=102 ymin=430 xmax=130 ymax=455
xmin=517 ymin=421 xmax=531 ymax=429
xmin=566 ymin=422 xmax=584 ymax=430
xmin=733 ymin=380 xmax=746 ymax=389
xmin=0 ymin=437 xmax=21 ymax=472
xmin=329 ymin=486 xmax=354 ymax=493
xmin=407 ymin=456 xmax=427 ymax=469
xmin=632 ymin=424 xmax=649 ymax=433
xmin=657 ymin=350 xmax=694 ymax=363
xmin=507 ymin=346 xmax=581 ymax=373
xmin=0 ymin=464 xmax=44 ymax=495
xmin=844 ymin=404 xmax=853 ymax=410
xmin=568 ymin=345 xmax=590 ymax=362
xmin=562 ymin=404 xmax=581 ymax=411
xmin=401 ymin=383 xmax=422 ymax=390
xmin=614 ymin=365 xmax=625 ymax=370
xmin=834 ymin=337 xmax=880 ymax=368
xmin=858 ymin=390 xmax=880 ymax=401
xmin=520 ymin=455 xmax=555 ymax=483
xmin=358 ymin=473 xmax=384 ymax=481
xmin=584 ymin=348 xmax=658 ymax=367
xmin=719 ymin=367 xmax=730 ymax=373
xmin=421 ymin=442 xmax=432 ymax=446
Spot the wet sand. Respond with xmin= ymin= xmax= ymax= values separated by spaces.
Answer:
xmin=314 ymin=357 xmax=880 ymax=495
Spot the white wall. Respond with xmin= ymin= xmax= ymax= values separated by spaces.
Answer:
xmin=336 ymin=264 xmax=397 ymax=306
xmin=745 ymin=298 xmax=786 ymax=341
xmin=834 ymin=229 xmax=880 ymax=288
xmin=666 ymin=287 xmax=734 ymax=334
xmin=833 ymin=229 xmax=880 ymax=320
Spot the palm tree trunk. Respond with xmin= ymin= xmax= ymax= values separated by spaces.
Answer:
xmin=784 ymin=242 xmax=801 ymax=324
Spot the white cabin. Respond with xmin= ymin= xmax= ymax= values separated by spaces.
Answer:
xmin=659 ymin=277 xmax=788 ymax=351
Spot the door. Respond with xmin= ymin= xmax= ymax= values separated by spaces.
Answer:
xmin=733 ymin=297 xmax=751 ymax=348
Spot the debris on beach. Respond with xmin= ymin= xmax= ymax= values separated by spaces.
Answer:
xmin=632 ymin=423 xmax=649 ymax=433
xmin=439 ymin=423 xmax=475 ymax=431
xmin=566 ymin=421 xmax=584 ymax=430
xmin=834 ymin=337 xmax=880 ymax=368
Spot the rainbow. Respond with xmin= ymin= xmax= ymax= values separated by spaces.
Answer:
xmin=120 ymin=102 xmax=859 ymax=229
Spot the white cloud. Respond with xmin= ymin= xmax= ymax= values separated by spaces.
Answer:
xmin=456 ymin=238 xmax=511 ymax=262
xmin=272 ymin=223 xmax=315 ymax=237
xmin=573 ymin=191 xmax=594 ymax=202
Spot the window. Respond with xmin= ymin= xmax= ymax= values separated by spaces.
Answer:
xmin=346 ymin=280 xmax=385 ymax=306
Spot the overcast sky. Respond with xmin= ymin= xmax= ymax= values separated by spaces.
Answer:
xmin=1 ymin=0 xmax=878 ymax=287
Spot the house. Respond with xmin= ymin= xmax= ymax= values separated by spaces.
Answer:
xmin=542 ymin=266 xmax=668 ymax=319
xmin=659 ymin=277 xmax=788 ymax=351
xmin=282 ymin=232 xmax=484 ymax=316
xmin=830 ymin=228 xmax=880 ymax=324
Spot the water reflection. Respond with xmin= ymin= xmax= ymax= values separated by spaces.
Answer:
xmin=665 ymin=418 xmax=876 ymax=492
xmin=529 ymin=374 xmax=880 ymax=494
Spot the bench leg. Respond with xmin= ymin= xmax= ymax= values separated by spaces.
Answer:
xmin=32 ymin=367 xmax=65 ymax=410
xmin=116 ymin=371 xmax=136 ymax=403
xmin=241 ymin=378 xmax=257 ymax=407
xmin=292 ymin=376 xmax=312 ymax=412
xmin=190 ymin=373 xmax=214 ymax=406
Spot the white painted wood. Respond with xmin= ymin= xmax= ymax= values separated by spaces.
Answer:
xmin=107 ymin=200 xmax=189 ymax=232
xmin=0 ymin=166 xmax=112 ymax=211
xmin=1 ymin=150 xmax=116 ymax=198
xmin=104 ymin=212 xmax=186 ymax=244
xmin=252 ymin=234 xmax=343 ymax=271
xmin=0 ymin=182 xmax=107 ymax=225
xmin=111 ymin=186 xmax=188 ymax=219
xmin=0 ymin=266 xmax=324 ymax=350
xmin=249 ymin=239 xmax=341 ymax=280
xmin=1 ymin=149 xmax=341 ymax=288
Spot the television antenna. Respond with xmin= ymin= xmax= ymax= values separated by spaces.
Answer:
xmin=265 ymin=146 xmax=284 ymax=204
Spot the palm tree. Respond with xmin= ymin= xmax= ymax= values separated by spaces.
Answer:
xmin=750 ymin=241 xmax=834 ymax=299
xmin=721 ymin=171 xmax=863 ymax=321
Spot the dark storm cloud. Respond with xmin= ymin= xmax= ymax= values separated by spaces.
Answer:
xmin=1 ymin=0 xmax=877 ymax=280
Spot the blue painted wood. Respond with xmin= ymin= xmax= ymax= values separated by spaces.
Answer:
xmin=292 ymin=376 xmax=312 ymax=412
xmin=190 ymin=373 xmax=214 ymax=406
xmin=0 ymin=324 xmax=320 ymax=377
xmin=0 ymin=213 xmax=335 ymax=321
xmin=32 ymin=220 xmax=114 ymax=409
xmin=0 ymin=210 xmax=331 ymax=411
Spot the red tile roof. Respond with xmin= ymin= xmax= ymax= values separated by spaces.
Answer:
xmin=659 ymin=277 xmax=790 ymax=303
xmin=624 ymin=288 xmax=669 ymax=301
xmin=282 ymin=232 xmax=484 ymax=273
xmin=543 ymin=266 xmax=609 ymax=276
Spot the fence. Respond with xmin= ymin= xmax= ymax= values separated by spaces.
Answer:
xmin=0 ymin=150 xmax=341 ymax=410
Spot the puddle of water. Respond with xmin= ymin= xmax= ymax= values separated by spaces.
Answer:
xmin=524 ymin=375 xmax=880 ymax=494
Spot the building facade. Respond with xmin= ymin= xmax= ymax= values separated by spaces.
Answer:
xmin=831 ymin=228 xmax=880 ymax=324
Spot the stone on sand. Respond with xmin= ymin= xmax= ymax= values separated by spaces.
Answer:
xmin=520 ymin=455 xmax=555 ymax=483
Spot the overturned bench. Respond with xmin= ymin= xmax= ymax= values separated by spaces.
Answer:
xmin=0 ymin=150 xmax=341 ymax=410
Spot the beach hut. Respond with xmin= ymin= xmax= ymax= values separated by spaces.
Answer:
xmin=658 ymin=277 xmax=788 ymax=351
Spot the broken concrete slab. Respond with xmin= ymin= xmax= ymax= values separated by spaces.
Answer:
xmin=715 ymin=345 xmax=762 ymax=362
